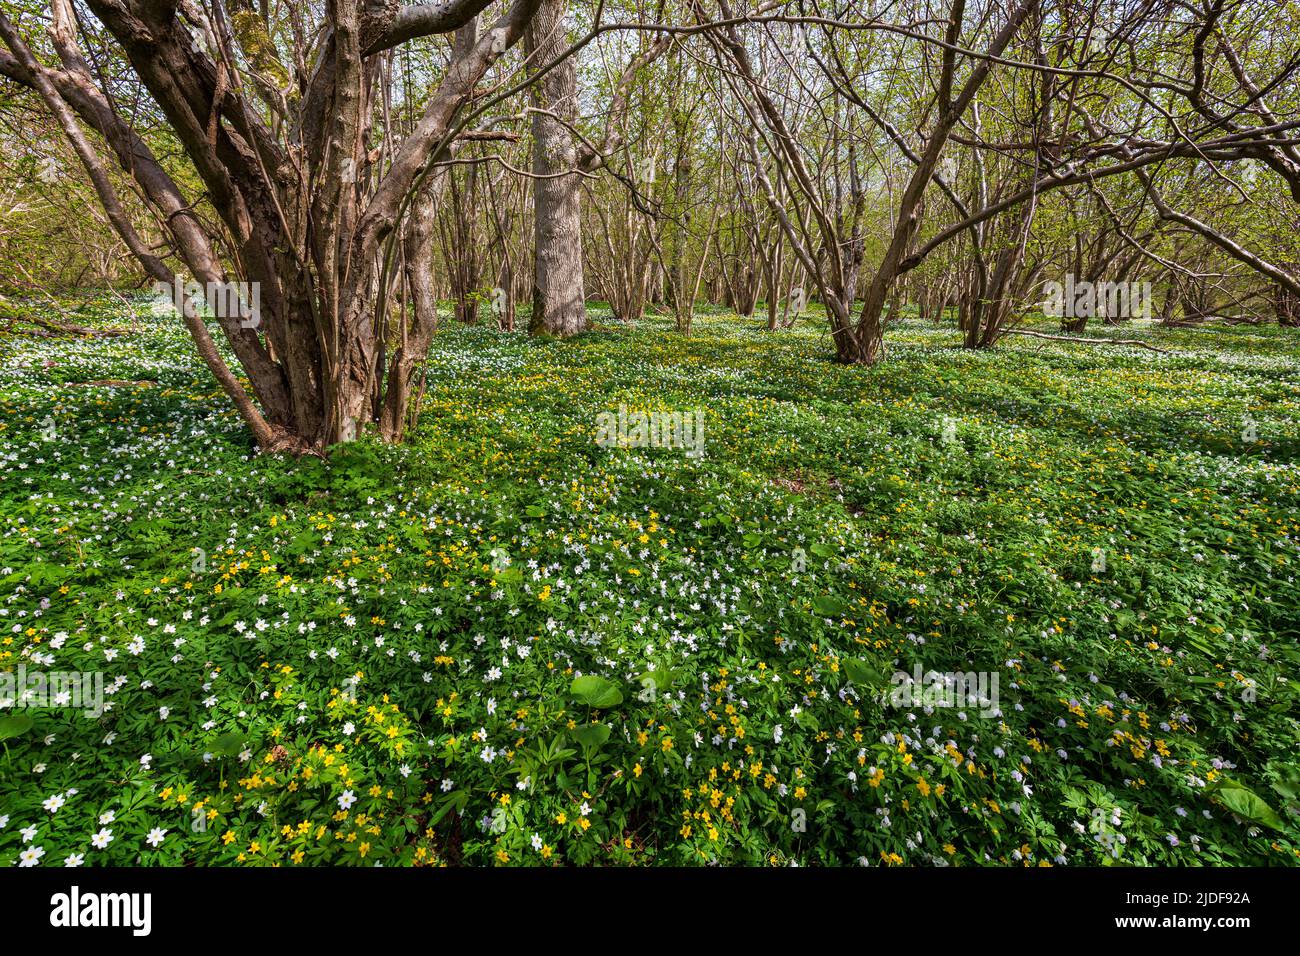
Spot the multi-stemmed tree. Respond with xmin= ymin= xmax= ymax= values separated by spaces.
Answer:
xmin=0 ymin=0 xmax=545 ymax=451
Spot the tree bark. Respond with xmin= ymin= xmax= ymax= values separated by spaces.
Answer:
xmin=1 ymin=0 xmax=543 ymax=452
xmin=526 ymin=0 xmax=586 ymax=337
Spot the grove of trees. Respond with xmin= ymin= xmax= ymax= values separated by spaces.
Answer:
xmin=2 ymin=0 xmax=1298 ymax=450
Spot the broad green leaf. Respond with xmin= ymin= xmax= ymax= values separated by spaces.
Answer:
xmin=570 ymin=723 xmax=612 ymax=750
xmin=842 ymin=657 xmax=883 ymax=687
xmin=570 ymin=675 xmax=623 ymax=709
xmin=813 ymin=595 xmax=845 ymax=617
xmin=1211 ymin=781 xmax=1286 ymax=831
xmin=0 ymin=712 xmax=34 ymax=740
xmin=211 ymin=732 xmax=246 ymax=757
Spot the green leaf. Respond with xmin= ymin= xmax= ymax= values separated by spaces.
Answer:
xmin=0 ymin=712 xmax=34 ymax=740
xmin=210 ymin=732 xmax=246 ymax=757
xmin=812 ymin=595 xmax=845 ymax=617
xmin=1210 ymin=780 xmax=1286 ymax=832
xmin=570 ymin=723 xmax=612 ymax=751
xmin=428 ymin=789 xmax=469 ymax=827
xmin=842 ymin=658 xmax=883 ymax=687
xmin=288 ymin=530 xmax=317 ymax=555
xmin=570 ymin=675 xmax=624 ymax=709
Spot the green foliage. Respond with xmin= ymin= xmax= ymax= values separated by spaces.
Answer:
xmin=0 ymin=298 xmax=1298 ymax=867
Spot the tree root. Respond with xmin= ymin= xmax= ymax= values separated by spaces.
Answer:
xmin=257 ymin=425 xmax=326 ymax=459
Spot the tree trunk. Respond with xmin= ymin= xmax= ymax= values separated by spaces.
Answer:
xmin=1276 ymin=268 xmax=1300 ymax=326
xmin=526 ymin=0 xmax=586 ymax=337
xmin=2 ymin=0 xmax=545 ymax=453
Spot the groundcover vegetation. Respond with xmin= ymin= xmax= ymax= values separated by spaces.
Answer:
xmin=1 ymin=298 xmax=1297 ymax=866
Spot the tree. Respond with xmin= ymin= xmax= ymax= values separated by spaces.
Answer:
xmin=0 ymin=0 xmax=544 ymax=452
xmin=524 ymin=0 xmax=586 ymax=336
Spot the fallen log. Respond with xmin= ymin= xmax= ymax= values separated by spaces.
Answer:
xmin=63 ymin=379 xmax=154 ymax=387
xmin=1000 ymin=328 xmax=1173 ymax=354
xmin=0 ymin=308 xmax=130 ymax=338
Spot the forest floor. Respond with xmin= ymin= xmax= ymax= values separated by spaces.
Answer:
xmin=1 ymin=295 xmax=1298 ymax=866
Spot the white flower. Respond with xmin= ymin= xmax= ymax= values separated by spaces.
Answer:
xmin=158 ymin=706 xmax=170 ymax=720
xmin=63 ymin=853 xmax=84 ymax=867
xmin=42 ymin=794 xmax=66 ymax=814
xmin=91 ymin=828 xmax=114 ymax=849
xmin=343 ymin=722 xmax=355 ymax=736
xmin=145 ymin=828 xmax=167 ymax=847
xmin=99 ymin=810 xmax=115 ymax=825
xmin=18 ymin=846 xmax=45 ymax=867
xmin=338 ymin=790 xmax=357 ymax=811
xmin=20 ymin=825 xmax=38 ymax=842
xmin=531 ymin=833 xmax=543 ymax=851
